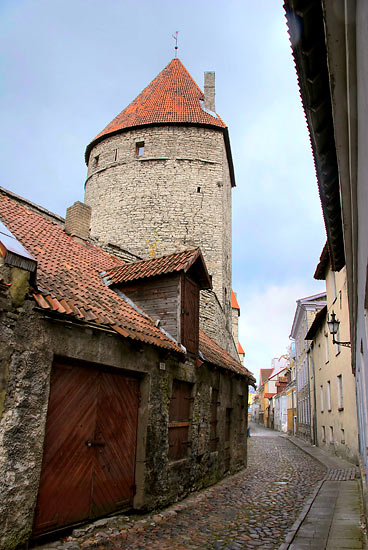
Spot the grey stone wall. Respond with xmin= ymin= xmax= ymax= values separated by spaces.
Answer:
xmin=0 ymin=263 xmax=248 ymax=549
xmin=200 ymin=289 xmax=238 ymax=358
xmin=0 ymin=263 xmax=53 ymax=550
xmin=84 ymin=125 xmax=233 ymax=339
xmin=232 ymin=307 xmax=239 ymax=349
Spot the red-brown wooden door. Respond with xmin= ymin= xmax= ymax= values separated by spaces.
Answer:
xmin=33 ymin=361 xmax=140 ymax=535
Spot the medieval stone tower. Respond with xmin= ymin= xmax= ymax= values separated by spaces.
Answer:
xmin=84 ymin=58 xmax=237 ymax=356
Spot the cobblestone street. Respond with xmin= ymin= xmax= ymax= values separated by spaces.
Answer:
xmin=37 ymin=424 xmax=327 ymax=550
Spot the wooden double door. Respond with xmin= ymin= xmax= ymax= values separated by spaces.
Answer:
xmin=33 ymin=361 xmax=140 ymax=535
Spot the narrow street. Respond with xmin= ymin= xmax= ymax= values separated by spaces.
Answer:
xmin=39 ymin=424 xmax=327 ymax=550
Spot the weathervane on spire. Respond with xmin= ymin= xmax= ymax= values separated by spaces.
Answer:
xmin=172 ymin=31 xmax=179 ymax=57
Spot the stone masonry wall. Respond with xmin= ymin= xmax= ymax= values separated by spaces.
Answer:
xmin=232 ymin=307 xmax=239 ymax=349
xmin=0 ymin=262 xmax=247 ymax=548
xmin=200 ymin=289 xmax=238 ymax=358
xmin=84 ymin=125 xmax=233 ymax=335
xmin=0 ymin=262 xmax=54 ymax=550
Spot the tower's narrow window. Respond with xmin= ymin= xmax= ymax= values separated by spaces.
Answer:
xmin=136 ymin=141 xmax=144 ymax=156
xmin=113 ymin=149 xmax=118 ymax=162
xmin=197 ymin=187 xmax=201 ymax=193
xmin=94 ymin=155 xmax=99 ymax=169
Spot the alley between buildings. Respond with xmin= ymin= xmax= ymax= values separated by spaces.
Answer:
xmin=34 ymin=424 xmax=327 ymax=550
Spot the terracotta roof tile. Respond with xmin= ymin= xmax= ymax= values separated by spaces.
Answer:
xmin=231 ymin=289 xmax=240 ymax=310
xmin=104 ymin=247 xmax=211 ymax=289
xmin=0 ymin=189 xmax=254 ymax=381
xmin=0 ymin=191 xmax=183 ymax=354
xmin=199 ymin=330 xmax=255 ymax=382
xmin=259 ymin=368 xmax=274 ymax=386
xmin=264 ymin=392 xmax=276 ymax=399
xmin=89 ymin=59 xmax=226 ymax=146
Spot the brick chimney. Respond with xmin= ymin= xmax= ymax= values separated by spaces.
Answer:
xmin=204 ymin=71 xmax=215 ymax=112
xmin=65 ymin=201 xmax=91 ymax=241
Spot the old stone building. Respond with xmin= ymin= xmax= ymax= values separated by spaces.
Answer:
xmin=0 ymin=58 xmax=254 ymax=549
xmin=84 ymin=58 xmax=236 ymax=356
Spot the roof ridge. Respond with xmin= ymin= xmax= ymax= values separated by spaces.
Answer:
xmin=107 ymin=246 xmax=199 ymax=271
xmin=0 ymin=186 xmax=65 ymax=225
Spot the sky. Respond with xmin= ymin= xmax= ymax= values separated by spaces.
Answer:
xmin=0 ymin=0 xmax=326 ymax=384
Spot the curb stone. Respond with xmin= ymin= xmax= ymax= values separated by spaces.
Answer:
xmin=277 ymin=479 xmax=325 ymax=550
xmin=279 ymin=434 xmax=366 ymax=550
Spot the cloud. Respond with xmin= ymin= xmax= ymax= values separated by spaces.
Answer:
xmin=238 ymin=279 xmax=325 ymax=384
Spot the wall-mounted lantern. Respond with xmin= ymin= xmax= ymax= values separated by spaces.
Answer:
xmin=327 ymin=311 xmax=351 ymax=348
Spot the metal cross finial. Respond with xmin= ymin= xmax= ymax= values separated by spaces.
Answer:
xmin=172 ymin=31 xmax=178 ymax=57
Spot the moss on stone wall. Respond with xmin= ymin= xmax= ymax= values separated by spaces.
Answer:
xmin=9 ymin=268 xmax=30 ymax=308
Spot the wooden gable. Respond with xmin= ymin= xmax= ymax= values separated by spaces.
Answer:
xmin=120 ymin=271 xmax=200 ymax=355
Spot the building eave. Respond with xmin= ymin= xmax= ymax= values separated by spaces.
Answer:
xmin=284 ymin=0 xmax=345 ymax=271
xmin=305 ymin=305 xmax=327 ymax=340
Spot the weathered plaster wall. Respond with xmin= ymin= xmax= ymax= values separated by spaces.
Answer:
xmin=0 ymin=263 xmax=53 ymax=550
xmin=355 ymin=0 xmax=368 ymax=493
xmin=312 ymin=267 xmax=359 ymax=464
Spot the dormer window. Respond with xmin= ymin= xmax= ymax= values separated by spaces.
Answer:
xmin=136 ymin=141 xmax=144 ymax=157
xmin=103 ymin=248 xmax=212 ymax=356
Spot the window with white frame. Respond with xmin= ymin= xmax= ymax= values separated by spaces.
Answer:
xmin=306 ymin=397 xmax=310 ymax=424
xmin=337 ymin=375 xmax=343 ymax=410
xmin=327 ymin=381 xmax=331 ymax=411
xmin=324 ymin=332 xmax=329 ymax=363
xmin=320 ymin=385 xmax=324 ymax=412
xmin=302 ymin=360 xmax=307 ymax=388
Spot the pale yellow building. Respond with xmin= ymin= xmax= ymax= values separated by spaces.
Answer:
xmin=306 ymin=244 xmax=359 ymax=464
xmin=286 ymin=357 xmax=296 ymax=435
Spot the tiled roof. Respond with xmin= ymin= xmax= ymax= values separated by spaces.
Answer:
xmin=231 ymin=289 xmax=240 ymax=310
xmin=264 ymin=392 xmax=276 ymax=399
xmin=238 ymin=341 xmax=245 ymax=355
xmin=0 ymin=190 xmax=183 ymax=354
xmin=259 ymin=368 xmax=274 ymax=386
xmin=0 ymin=188 xmax=254 ymax=381
xmin=199 ymin=330 xmax=255 ymax=383
xmin=104 ymin=248 xmax=211 ymax=289
xmin=85 ymin=58 xmax=236 ymax=188
xmin=88 ymin=58 xmax=226 ymax=150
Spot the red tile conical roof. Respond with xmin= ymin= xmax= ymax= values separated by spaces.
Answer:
xmin=85 ymin=58 xmax=227 ymax=162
